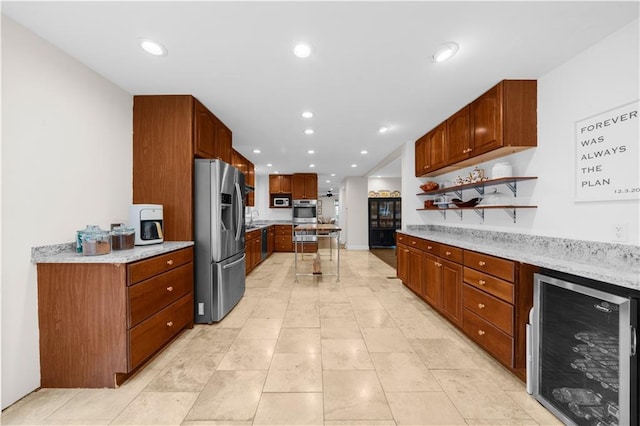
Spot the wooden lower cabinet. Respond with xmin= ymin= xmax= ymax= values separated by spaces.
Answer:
xmin=396 ymin=232 xmax=534 ymax=380
xmin=246 ymin=229 xmax=262 ymax=274
xmin=36 ymin=246 xmax=194 ymax=388
xmin=275 ymin=224 xmax=293 ymax=252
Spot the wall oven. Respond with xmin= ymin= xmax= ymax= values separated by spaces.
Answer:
xmin=292 ymin=199 xmax=317 ymax=242
xmin=529 ymin=271 xmax=638 ymax=426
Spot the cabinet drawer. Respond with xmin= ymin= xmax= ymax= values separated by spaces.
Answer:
xmin=128 ymin=247 xmax=193 ymax=285
xmin=396 ymin=234 xmax=427 ymax=251
xmin=464 ymin=250 xmax=514 ymax=282
xmin=463 ymin=309 xmax=513 ymax=367
xmin=275 ymin=225 xmax=292 ymax=235
xmin=128 ymin=263 xmax=193 ymax=327
xmin=128 ymin=292 xmax=193 ymax=370
xmin=439 ymin=244 xmax=463 ymax=263
xmin=246 ymin=229 xmax=261 ymax=240
xmin=464 ymin=267 xmax=514 ymax=303
xmin=423 ymin=240 xmax=440 ymax=255
xmin=463 ymin=284 xmax=513 ymax=335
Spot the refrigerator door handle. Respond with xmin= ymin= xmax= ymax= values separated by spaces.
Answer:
xmin=632 ymin=325 xmax=637 ymax=356
xmin=223 ymin=253 xmax=246 ymax=269
xmin=234 ymin=181 xmax=243 ymax=241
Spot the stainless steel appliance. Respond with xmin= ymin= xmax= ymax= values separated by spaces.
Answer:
xmin=194 ymin=159 xmax=246 ymax=323
xmin=529 ymin=271 xmax=638 ymax=426
xmin=293 ymin=199 xmax=318 ymax=243
xmin=273 ymin=197 xmax=289 ymax=207
xmin=261 ymin=227 xmax=268 ymax=261
xmin=129 ymin=204 xmax=164 ymax=245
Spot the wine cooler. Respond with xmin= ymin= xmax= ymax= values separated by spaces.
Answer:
xmin=529 ymin=272 xmax=638 ymax=426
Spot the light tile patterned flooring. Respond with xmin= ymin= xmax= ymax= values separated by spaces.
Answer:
xmin=1 ymin=251 xmax=562 ymax=425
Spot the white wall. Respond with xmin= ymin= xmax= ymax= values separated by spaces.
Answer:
xmin=344 ymin=177 xmax=368 ymax=250
xmin=1 ymin=17 xmax=133 ymax=408
xmin=367 ymin=177 xmax=401 ymax=194
xmin=403 ymin=19 xmax=640 ymax=245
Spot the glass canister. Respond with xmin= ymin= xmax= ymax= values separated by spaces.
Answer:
xmin=81 ymin=227 xmax=111 ymax=256
xmin=76 ymin=225 xmax=100 ymax=253
xmin=111 ymin=225 xmax=135 ymax=250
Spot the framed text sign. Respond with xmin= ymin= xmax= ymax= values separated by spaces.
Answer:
xmin=575 ymin=100 xmax=639 ymax=202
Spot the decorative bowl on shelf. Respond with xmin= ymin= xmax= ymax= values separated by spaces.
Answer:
xmin=420 ymin=181 xmax=439 ymax=192
xmin=450 ymin=197 xmax=482 ymax=208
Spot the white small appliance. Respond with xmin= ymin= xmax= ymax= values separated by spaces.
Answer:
xmin=273 ymin=197 xmax=289 ymax=207
xmin=130 ymin=204 xmax=164 ymax=245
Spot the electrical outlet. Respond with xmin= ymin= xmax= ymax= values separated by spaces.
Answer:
xmin=613 ymin=223 xmax=628 ymax=242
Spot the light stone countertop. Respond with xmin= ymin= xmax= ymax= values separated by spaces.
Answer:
xmin=32 ymin=241 xmax=194 ymax=264
xmin=401 ymin=225 xmax=640 ymax=291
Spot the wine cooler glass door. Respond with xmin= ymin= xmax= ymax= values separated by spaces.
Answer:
xmin=532 ymin=274 xmax=636 ymax=426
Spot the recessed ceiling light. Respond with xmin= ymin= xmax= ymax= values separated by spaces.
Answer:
xmin=274 ymin=171 xmax=279 ymax=174
xmin=307 ymin=149 xmax=315 ymax=154
xmin=351 ymin=164 xmax=357 ymax=168
xmin=293 ymin=43 xmax=312 ymax=58
xmin=305 ymin=129 xmax=314 ymax=135
xmin=433 ymin=42 xmax=459 ymax=63
xmin=331 ymin=173 xmax=336 ymax=177
xmin=330 ymin=187 xmax=334 ymax=191
xmin=361 ymin=150 xmax=368 ymax=154
xmin=253 ymin=149 xmax=261 ymax=154
xmin=309 ymin=164 xmax=315 ymax=168
xmin=267 ymin=163 xmax=273 ymax=167
xmin=378 ymin=126 xmax=390 ymax=134
xmin=325 ymin=180 xmax=331 ymax=183
xmin=302 ymin=111 xmax=313 ymax=119
xmin=139 ymin=38 xmax=167 ymax=56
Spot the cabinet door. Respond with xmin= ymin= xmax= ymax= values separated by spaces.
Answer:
xmin=193 ymin=100 xmax=217 ymax=159
xmin=215 ymin=120 xmax=232 ymax=164
xmin=304 ymin=174 xmax=318 ymax=199
xmin=397 ymin=244 xmax=409 ymax=282
xmin=423 ymin=252 xmax=442 ymax=307
xmin=246 ymin=159 xmax=255 ymax=207
xmin=292 ymin=174 xmax=306 ymax=199
xmin=429 ymin=122 xmax=448 ymax=171
xmin=406 ymin=247 xmax=422 ymax=295
xmin=281 ymin=175 xmax=292 ymax=193
xmin=292 ymin=174 xmax=317 ymax=199
xmin=414 ymin=134 xmax=430 ymax=177
xmin=470 ymin=83 xmax=503 ymax=155
xmin=440 ymin=258 xmax=463 ymax=327
xmin=447 ymin=105 xmax=471 ymax=163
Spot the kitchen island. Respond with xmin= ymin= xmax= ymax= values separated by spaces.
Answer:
xmin=294 ymin=223 xmax=342 ymax=283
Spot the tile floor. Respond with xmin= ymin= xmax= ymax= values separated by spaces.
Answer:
xmin=1 ymin=250 xmax=562 ymax=425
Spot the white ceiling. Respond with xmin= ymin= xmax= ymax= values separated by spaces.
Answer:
xmin=3 ymin=1 xmax=638 ymax=194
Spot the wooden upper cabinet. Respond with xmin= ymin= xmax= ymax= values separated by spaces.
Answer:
xmin=193 ymin=98 xmax=232 ymax=164
xmin=470 ymin=80 xmax=537 ymax=157
xmin=231 ymin=149 xmax=254 ymax=206
xmin=415 ymin=79 xmax=537 ymax=177
xmin=428 ymin=122 xmax=447 ymax=171
xmin=269 ymin=174 xmax=292 ymax=194
xmin=292 ymin=173 xmax=317 ymax=199
xmin=414 ymin=134 xmax=430 ymax=177
xmin=446 ymin=105 xmax=472 ymax=164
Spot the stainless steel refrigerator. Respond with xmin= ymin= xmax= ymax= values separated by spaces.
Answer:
xmin=194 ymin=159 xmax=246 ymax=323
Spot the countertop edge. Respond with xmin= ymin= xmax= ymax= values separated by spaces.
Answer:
xmin=399 ymin=227 xmax=639 ymax=291
xmin=32 ymin=241 xmax=194 ymax=264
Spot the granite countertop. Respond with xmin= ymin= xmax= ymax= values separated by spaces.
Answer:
xmin=32 ymin=241 xmax=194 ymax=264
xmin=401 ymin=225 xmax=639 ymax=291
xmin=245 ymin=220 xmax=293 ymax=231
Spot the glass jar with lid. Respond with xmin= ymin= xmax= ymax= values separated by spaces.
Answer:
xmin=81 ymin=227 xmax=111 ymax=256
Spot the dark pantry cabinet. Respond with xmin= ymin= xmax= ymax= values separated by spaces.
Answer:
xmin=368 ymin=197 xmax=401 ymax=248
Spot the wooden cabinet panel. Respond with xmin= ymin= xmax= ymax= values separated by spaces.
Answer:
xmin=215 ymin=119 xmax=233 ymax=164
xmin=440 ymin=258 xmax=463 ymax=327
xmin=267 ymin=226 xmax=275 ymax=255
xmin=128 ymin=248 xmax=193 ymax=285
xmin=463 ymin=309 xmax=514 ymax=367
xmin=232 ymin=149 xmax=255 ymax=207
xmin=292 ymin=173 xmax=318 ymax=199
xmin=470 ymin=83 xmax=503 ymax=154
xmin=269 ymin=175 xmax=292 ymax=194
xmin=128 ymin=263 xmax=193 ymax=327
xmin=423 ymin=252 xmax=442 ymax=307
xmin=429 ymin=122 xmax=447 ymax=171
xmin=397 ymin=243 xmax=421 ymax=295
xmin=463 ymin=267 xmax=514 ymax=303
xmin=129 ymin=292 xmax=193 ymax=370
xmin=414 ymin=134 xmax=430 ymax=177
xmin=439 ymin=244 xmax=463 ymax=264
xmin=194 ymin=99 xmax=218 ymax=159
xmin=464 ymin=250 xmax=515 ymax=282
xmin=446 ymin=105 xmax=472 ymax=163
xmin=397 ymin=244 xmax=409 ymax=282
xmin=463 ymin=284 xmax=514 ymax=335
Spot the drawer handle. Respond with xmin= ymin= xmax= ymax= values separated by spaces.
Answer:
xmin=404 ymin=249 xmax=409 ymax=253
xmin=436 ymin=262 xmax=442 ymax=267
xmin=427 ymin=246 xmax=432 ymax=250
xmin=445 ymin=251 xmax=451 ymax=256
xmin=478 ymin=261 xmax=486 ymax=266
xmin=478 ymin=330 xmax=485 ymax=336
xmin=167 ymin=260 xmax=174 ymax=266
xmin=411 ymin=241 xmax=416 ymax=245
xmin=166 ymin=286 xmax=174 ymax=292
xmin=478 ymin=279 xmax=486 ymax=285
xmin=478 ymin=303 xmax=485 ymax=309
xmin=166 ymin=321 xmax=174 ymax=327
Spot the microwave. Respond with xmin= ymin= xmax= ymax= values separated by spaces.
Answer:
xmin=274 ymin=197 xmax=290 ymax=207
